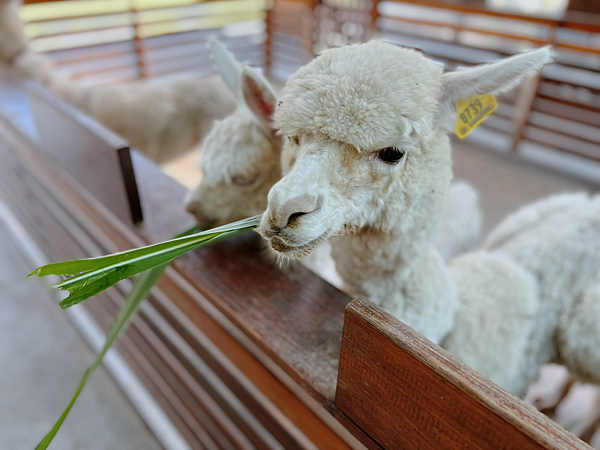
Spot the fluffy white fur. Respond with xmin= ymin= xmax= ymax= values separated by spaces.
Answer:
xmin=186 ymin=40 xmax=482 ymax=261
xmin=184 ymin=40 xmax=483 ymax=289
xmin=483 ymin=192 xmax=589 ymax=250
xmin=0 ymin=0 xmax=236 ymax=162
xmin=0 ymin=0 xmax=28 ymax=64
xmin=257 ymin=41 xmax=598 ymax=397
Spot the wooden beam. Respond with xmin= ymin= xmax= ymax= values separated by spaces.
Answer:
xmin=336 ymin=299 xmax=590 ymax=450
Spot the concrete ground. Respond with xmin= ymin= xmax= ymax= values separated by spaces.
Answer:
xmin=0 ymin=206 xmax=162 ymax=450
xmin=451 ymin=140 xmax=598 ymax=234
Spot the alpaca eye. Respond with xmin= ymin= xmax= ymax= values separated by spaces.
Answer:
xmin=232 ymin=173 xmax=259 ymax=186
xmin=378 ymin=147 xmax=405 ymax=165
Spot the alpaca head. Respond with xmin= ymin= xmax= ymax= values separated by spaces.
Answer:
xmin=259 ymin=41 xmax=555 ymax=259
xmin=185 ymin=39 xmax=281 ymax=228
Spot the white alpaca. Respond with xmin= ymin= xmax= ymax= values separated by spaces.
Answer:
xmin=258 ymin=41 xmax=600 ymax=397
xmin=185 ymin=40 xmax=482 ymax=264
xmin=0 ymin=0 xmax=236 ymax=162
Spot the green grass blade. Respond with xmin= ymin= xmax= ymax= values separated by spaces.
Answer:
xmin=30 ymin=214 xmax=261 ymax=308
xmin=35 ymin=224 xmax=206 ymax=449
xmin=36 ymin=264 xmax=167 ymax=450
xmin=29 ymin=215 xmax=260 ymax=279
xmin=35 ymin=216 xmax=262 ymax=448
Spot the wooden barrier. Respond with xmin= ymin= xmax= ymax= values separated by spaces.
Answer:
xmin=0 ymin=63 xmax=591 ymax=449
xmin=27 ymin=81 xmax=143 ymax=224
xmin=0 ymin=62 xmax=366 ymax=449
xmin=336 ymin=299 xmax=590 ymax=450
xmin=21 ymin=0 xmax=269 ymax=84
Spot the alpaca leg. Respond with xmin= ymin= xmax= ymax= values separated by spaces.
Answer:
xmin=533 ymin=373 xmax=575 ymax=418
xmin=579 ymin=394 xmax=600 ymax=444
xmin=558 ymin=285 xmax=600 ymax=384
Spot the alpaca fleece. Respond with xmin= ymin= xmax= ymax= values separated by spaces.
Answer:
xmin=259 ymin=41 xmax=599 ymax=397
xmin=185 ymin=40 xmax=482 ymax=283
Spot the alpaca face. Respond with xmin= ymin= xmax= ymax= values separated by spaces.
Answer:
xmin=185 ymin=109 xmax=280 ymax=228
xmin=259 ymin=121 xmax=452 ymax=259
xmin=258 ymin=41 xmax=448 ymax=258
xmin=259 ymin=41 xmax=555 ymax=258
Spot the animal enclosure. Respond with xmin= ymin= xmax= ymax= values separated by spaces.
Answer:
xmin=0 ymin=54 xmax=596 ymax=449
xmin=1 ymin=0 xmax=599 ymax=448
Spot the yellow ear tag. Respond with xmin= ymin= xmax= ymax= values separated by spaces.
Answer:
xmin=454 ymin=94 xmax=497 ymax=139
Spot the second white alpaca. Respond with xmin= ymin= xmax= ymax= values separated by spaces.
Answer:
xmin=258 ymin=41 xmax=600 ymax=397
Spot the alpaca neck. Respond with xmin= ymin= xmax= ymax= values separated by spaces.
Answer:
xmin=330 ymin=130 xmax=458 ymax=343
xmin=330 ymin=225 xmax=457 ymax=344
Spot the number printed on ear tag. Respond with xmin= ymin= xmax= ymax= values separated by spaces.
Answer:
xmin=454 ymin=94 xmax=497 ymax=139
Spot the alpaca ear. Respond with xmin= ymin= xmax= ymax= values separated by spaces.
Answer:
xmin=242 ymin=65 xmax=277 ymax=132
xmin=207 ymin=38 xmax=243 ymax=101
xmin=437 ymin=46 xmax=556 ymax=129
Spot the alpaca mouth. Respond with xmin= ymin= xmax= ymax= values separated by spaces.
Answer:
xmin=269 ymin=230 xmax=330 ymax=259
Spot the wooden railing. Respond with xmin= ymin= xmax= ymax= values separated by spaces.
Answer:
xmin=266 ymin=0 xmax=316 ymax=80
xmin=21 ymin=0 xmax=270 ymax=84
xmin=266 ymin=0 xmax=376 ymax=80
xmin=19 ymin=0 xmax=600 ymax=172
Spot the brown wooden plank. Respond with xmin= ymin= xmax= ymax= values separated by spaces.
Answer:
xmin=84 ymin=300 xmax=208 ymax=449
xmin=523 ymin=125 xmax=600 ymax=161
xmin=541 ymin=78 xmax=600 ymax=96
xmin=382 ymin=15 xmax=552 ymax=46
xmin=336 ymin=299 xmax=590 ymax=450
xmin=135 ymin=297 xmax=276 ymax=450
xmin=26 ymin=82 xmax=143 ymax=224
xmin=533 ymin=97 xmax=600 ymax=128
xmin=537 ymin=90 xmax=600 ymax=114
xmin=47 ymin=42 xmax=136 ymax=65
xmin=140 ymin=294 xmax=314 ymax=450
xmin=67 ymin=63 xmax=137 ymax=79
xmin=97 ymin=294 xmax=240 ymax=450
xmin=383 ymin=0 xmax=560 ymax=25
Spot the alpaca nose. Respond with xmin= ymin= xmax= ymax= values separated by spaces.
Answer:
xmin=273 ymin=194 xmax=320 ymax=229
xmin=186 ymin=201 xmax=209 ymax=226
xmin=185 ymin=199 xmax=201 ymax=215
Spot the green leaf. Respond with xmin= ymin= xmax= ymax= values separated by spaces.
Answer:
xmin=36 ymin=215 xmax=262 ymax=449
xmin=30 ymin=214 xmax=261 ymax=308
xmin=36 ymin=263 xmax=168 ymax=450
